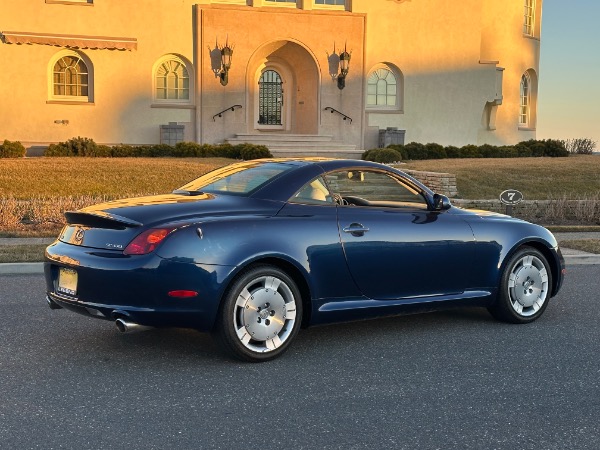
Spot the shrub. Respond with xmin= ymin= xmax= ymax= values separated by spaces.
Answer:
xmin=515 ymin=143 xmax=532 ymax=157
xmin=363 ymin=148 xmax=402 ymax=163
xmin=530 ymin=142 xmax=546 ymax=157
xmin=174 ymin=141 xmax=202 ymax=157
xmin=497 ymin=145 xmax=518 ymax=158
xmin=424 ymin=143 xmax=447 ymax=159
xmin=239 ymin=144 xmax=272 ymax=160
xmin=562 ymin=138 xmax=596 ymax=155
xmin=479 ymin=144 xmax=497 ymax=158
xmin=387 ymin=144 xmax=408 ymax=160
xmin=542 ymin=139 xmax=569 ymax=157
xmin=445 ymin=145 xmax=461 ymax=158
xmin=87 ymin=144 xmax=113 ymax=157
xmin=108 ymin=144 xmax=132 ymax=157
xmin=44 ymin=136 xmax=98 ymax=157
xmin=516 ymin=139 xmax=568 ymax=158
xmin=459 ymin=145 xmax=481 ymax=158
xmin=404 ymin=142 xmax=427 ymax=160
xmin=361 ymin=149 xmax=374 ymax=160
xmin=0 ymin=140 xmax=26 ymax=158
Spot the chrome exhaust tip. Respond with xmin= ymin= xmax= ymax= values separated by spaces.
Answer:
xmin=46 ymin=295 xmax=63 ymax=310
xmin=115 ymin=318 xmax=150 ymax=333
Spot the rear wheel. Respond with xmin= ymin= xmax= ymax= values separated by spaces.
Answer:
xmin=488 ymin=246 xmax=552 ymax=324
xmin=213 ymin=265 xmax=302 ymax=362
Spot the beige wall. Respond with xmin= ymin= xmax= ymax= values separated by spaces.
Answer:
xmin=0 ymin=0 xmax=197 ymax=146
xmin=0 ymin=0 xmax=542 ymax=150
xmin=196 ymin=5 xmax=365 ymax=145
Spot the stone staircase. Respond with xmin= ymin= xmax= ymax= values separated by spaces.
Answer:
xmin=226 ymin=134 xmax=362 ymax=159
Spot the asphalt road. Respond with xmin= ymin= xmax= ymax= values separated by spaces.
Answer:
xmin=0 ymin=269 xmax=598 ymax=450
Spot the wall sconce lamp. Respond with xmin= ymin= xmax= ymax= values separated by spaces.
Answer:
xmin=211 ymin=38 xmax=234 ymax=86
xmin=337 ymin=46 xmax=351 ymax=90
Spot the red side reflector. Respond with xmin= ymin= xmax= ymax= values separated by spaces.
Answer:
xmin=168 ymin=290 xmax=198 ymax=298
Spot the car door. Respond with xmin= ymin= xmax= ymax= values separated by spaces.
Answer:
xmin=326 ymin=169 xmax=476 ymax=300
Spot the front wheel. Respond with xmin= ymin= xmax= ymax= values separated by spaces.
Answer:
xmin=213 ymin=265 xmax=303 ymax=362
xmin=488 ymin=247 xmax=553 ymax=324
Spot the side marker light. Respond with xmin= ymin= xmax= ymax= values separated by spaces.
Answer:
xmin=168 ymin=290 xmax=199 ymax=298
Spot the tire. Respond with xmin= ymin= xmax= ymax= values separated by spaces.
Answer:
xmin=213 ymin=265 xmax=303 ymax=362
xmin=488 ymin=246 xmax=553 ymax=324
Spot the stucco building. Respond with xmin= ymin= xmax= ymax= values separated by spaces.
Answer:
xmin=0 ymin=0 xmax=543 ymax=156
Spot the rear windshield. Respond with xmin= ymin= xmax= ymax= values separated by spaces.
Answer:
xmin=177 ymin=161 xmax=293 ymax=196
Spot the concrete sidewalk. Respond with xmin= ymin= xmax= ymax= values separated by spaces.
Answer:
xmin=0 ymin=233 xmax=598 ymax=275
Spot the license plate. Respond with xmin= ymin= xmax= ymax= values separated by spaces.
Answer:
xmin=57 ymin=268 xmax=78 ymax=296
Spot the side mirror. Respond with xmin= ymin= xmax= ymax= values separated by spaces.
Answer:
xmin=433 ymin=194 xmax=452 ymax=211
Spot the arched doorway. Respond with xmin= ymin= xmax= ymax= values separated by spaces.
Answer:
xmin=247 ymin=40 xmax=320 ymax=134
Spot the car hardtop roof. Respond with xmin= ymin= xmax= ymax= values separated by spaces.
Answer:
xmin=250 ymin=157 xmax=394 ymax=171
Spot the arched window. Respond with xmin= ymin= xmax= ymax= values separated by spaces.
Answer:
xmin=366 ymin=65 xmax=403 ymax=110
xmin=49 ymin=50 xmax=93 ymax=102
xmin=523 ymin=0 xmax=536 ymax=36
xmin=154 ymin=55 xmax=192 ymax=102
xmin=519 ymin=72 xmax=531 ymax=126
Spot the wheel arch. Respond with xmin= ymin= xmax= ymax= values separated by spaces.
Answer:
xmin=225 ymin=256 xmax=313 ymax=328
xmin=501 ymin=240 xmax=561 ymax=297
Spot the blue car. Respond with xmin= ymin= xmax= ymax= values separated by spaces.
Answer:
xmin=45 ymin=158 xmax=565 ymax=361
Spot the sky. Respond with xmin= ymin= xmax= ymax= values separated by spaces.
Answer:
xmin=537 ymin=1 xmax=600 ymax=147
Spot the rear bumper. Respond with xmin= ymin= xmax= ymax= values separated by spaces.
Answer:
xmin=46 ymin=291 xmax=216 ymax=329
xmin=44 ymin=242 xmax=236 ymax=331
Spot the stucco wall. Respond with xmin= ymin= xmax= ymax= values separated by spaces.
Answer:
xmin=0 ymin=0 xmax=196 ymax=146
xmin=0 ymin=0 xmax=542 ymax=150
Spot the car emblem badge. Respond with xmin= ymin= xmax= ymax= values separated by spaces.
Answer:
xmin=74 ymin=229 xmax=85 ymax=244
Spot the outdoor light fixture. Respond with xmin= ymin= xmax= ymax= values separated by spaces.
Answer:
xmin=217 ymin=39 xmax=234 ymax=86
xmin=337 ymin=46 xmax=351 ymax=90
xmin=330 ymin=43 xmax=351 ymax=90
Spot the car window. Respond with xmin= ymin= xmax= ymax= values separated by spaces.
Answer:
xmin=290 ymin=176 xmax=334 ymax=205
xmin=325 ymin=170 xmax=428 ymax=209
xmin=177 ymin=162 xmax=293 ymax=196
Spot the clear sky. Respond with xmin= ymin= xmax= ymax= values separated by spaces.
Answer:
xmin=537 ymin=1 xmax=600 ymax=147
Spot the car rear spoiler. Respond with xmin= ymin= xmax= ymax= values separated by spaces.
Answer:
xmin=64 ymin=211 xmax=143 ymax=230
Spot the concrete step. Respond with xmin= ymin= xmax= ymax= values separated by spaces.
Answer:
xmin=269 ymin=148 xmax=363 ymax=158
xmin=226 ymin=133 xmax=360 ymax=158
xmin=228 ymin=134 xmax=334 ymax=142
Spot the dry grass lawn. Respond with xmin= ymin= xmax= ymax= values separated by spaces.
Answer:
xmin=403 ymin=155 xmax=600 ymax=199
xmin=557 ymin=239 xmax=600 ymax=255
xmin=0 ymin=157 xmax=232 ymax=198
xmin=0 ymin=157 xmax=232 ymax=235
xmin=0 ymin=244 xmax=48 ymax=263
xmin=1 ymin=155 xmax=600 ymax=236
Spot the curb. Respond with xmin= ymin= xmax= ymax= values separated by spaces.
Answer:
xmin=0 ymin=263 xmax=44 ymax=275
xmin=0 ymin=255 xmax=598 ymax=276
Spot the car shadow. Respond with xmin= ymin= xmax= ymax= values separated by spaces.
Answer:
xmin=42 ymin=306 xmax=496 ymax=366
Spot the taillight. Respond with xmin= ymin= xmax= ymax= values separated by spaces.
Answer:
xmin=124 ymin=227 xmax=177 ymax=255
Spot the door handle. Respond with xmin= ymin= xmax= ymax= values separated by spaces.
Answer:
xmin=342 ymin=223 xmax=370 ymax=237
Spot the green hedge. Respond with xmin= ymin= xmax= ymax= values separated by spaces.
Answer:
xmin=45 ymin=137 xmax=273 ymax=160
xmin=0 ymin=140 xmax=26 ymax=158
xmin=362 ymin=148 xmax=403 ymax=163
xmin=363 ymin=139 xmax=569 ymax=161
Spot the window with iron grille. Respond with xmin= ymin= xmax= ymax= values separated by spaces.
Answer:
xmin=258 ymin=70 xmax=283 ymax=126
